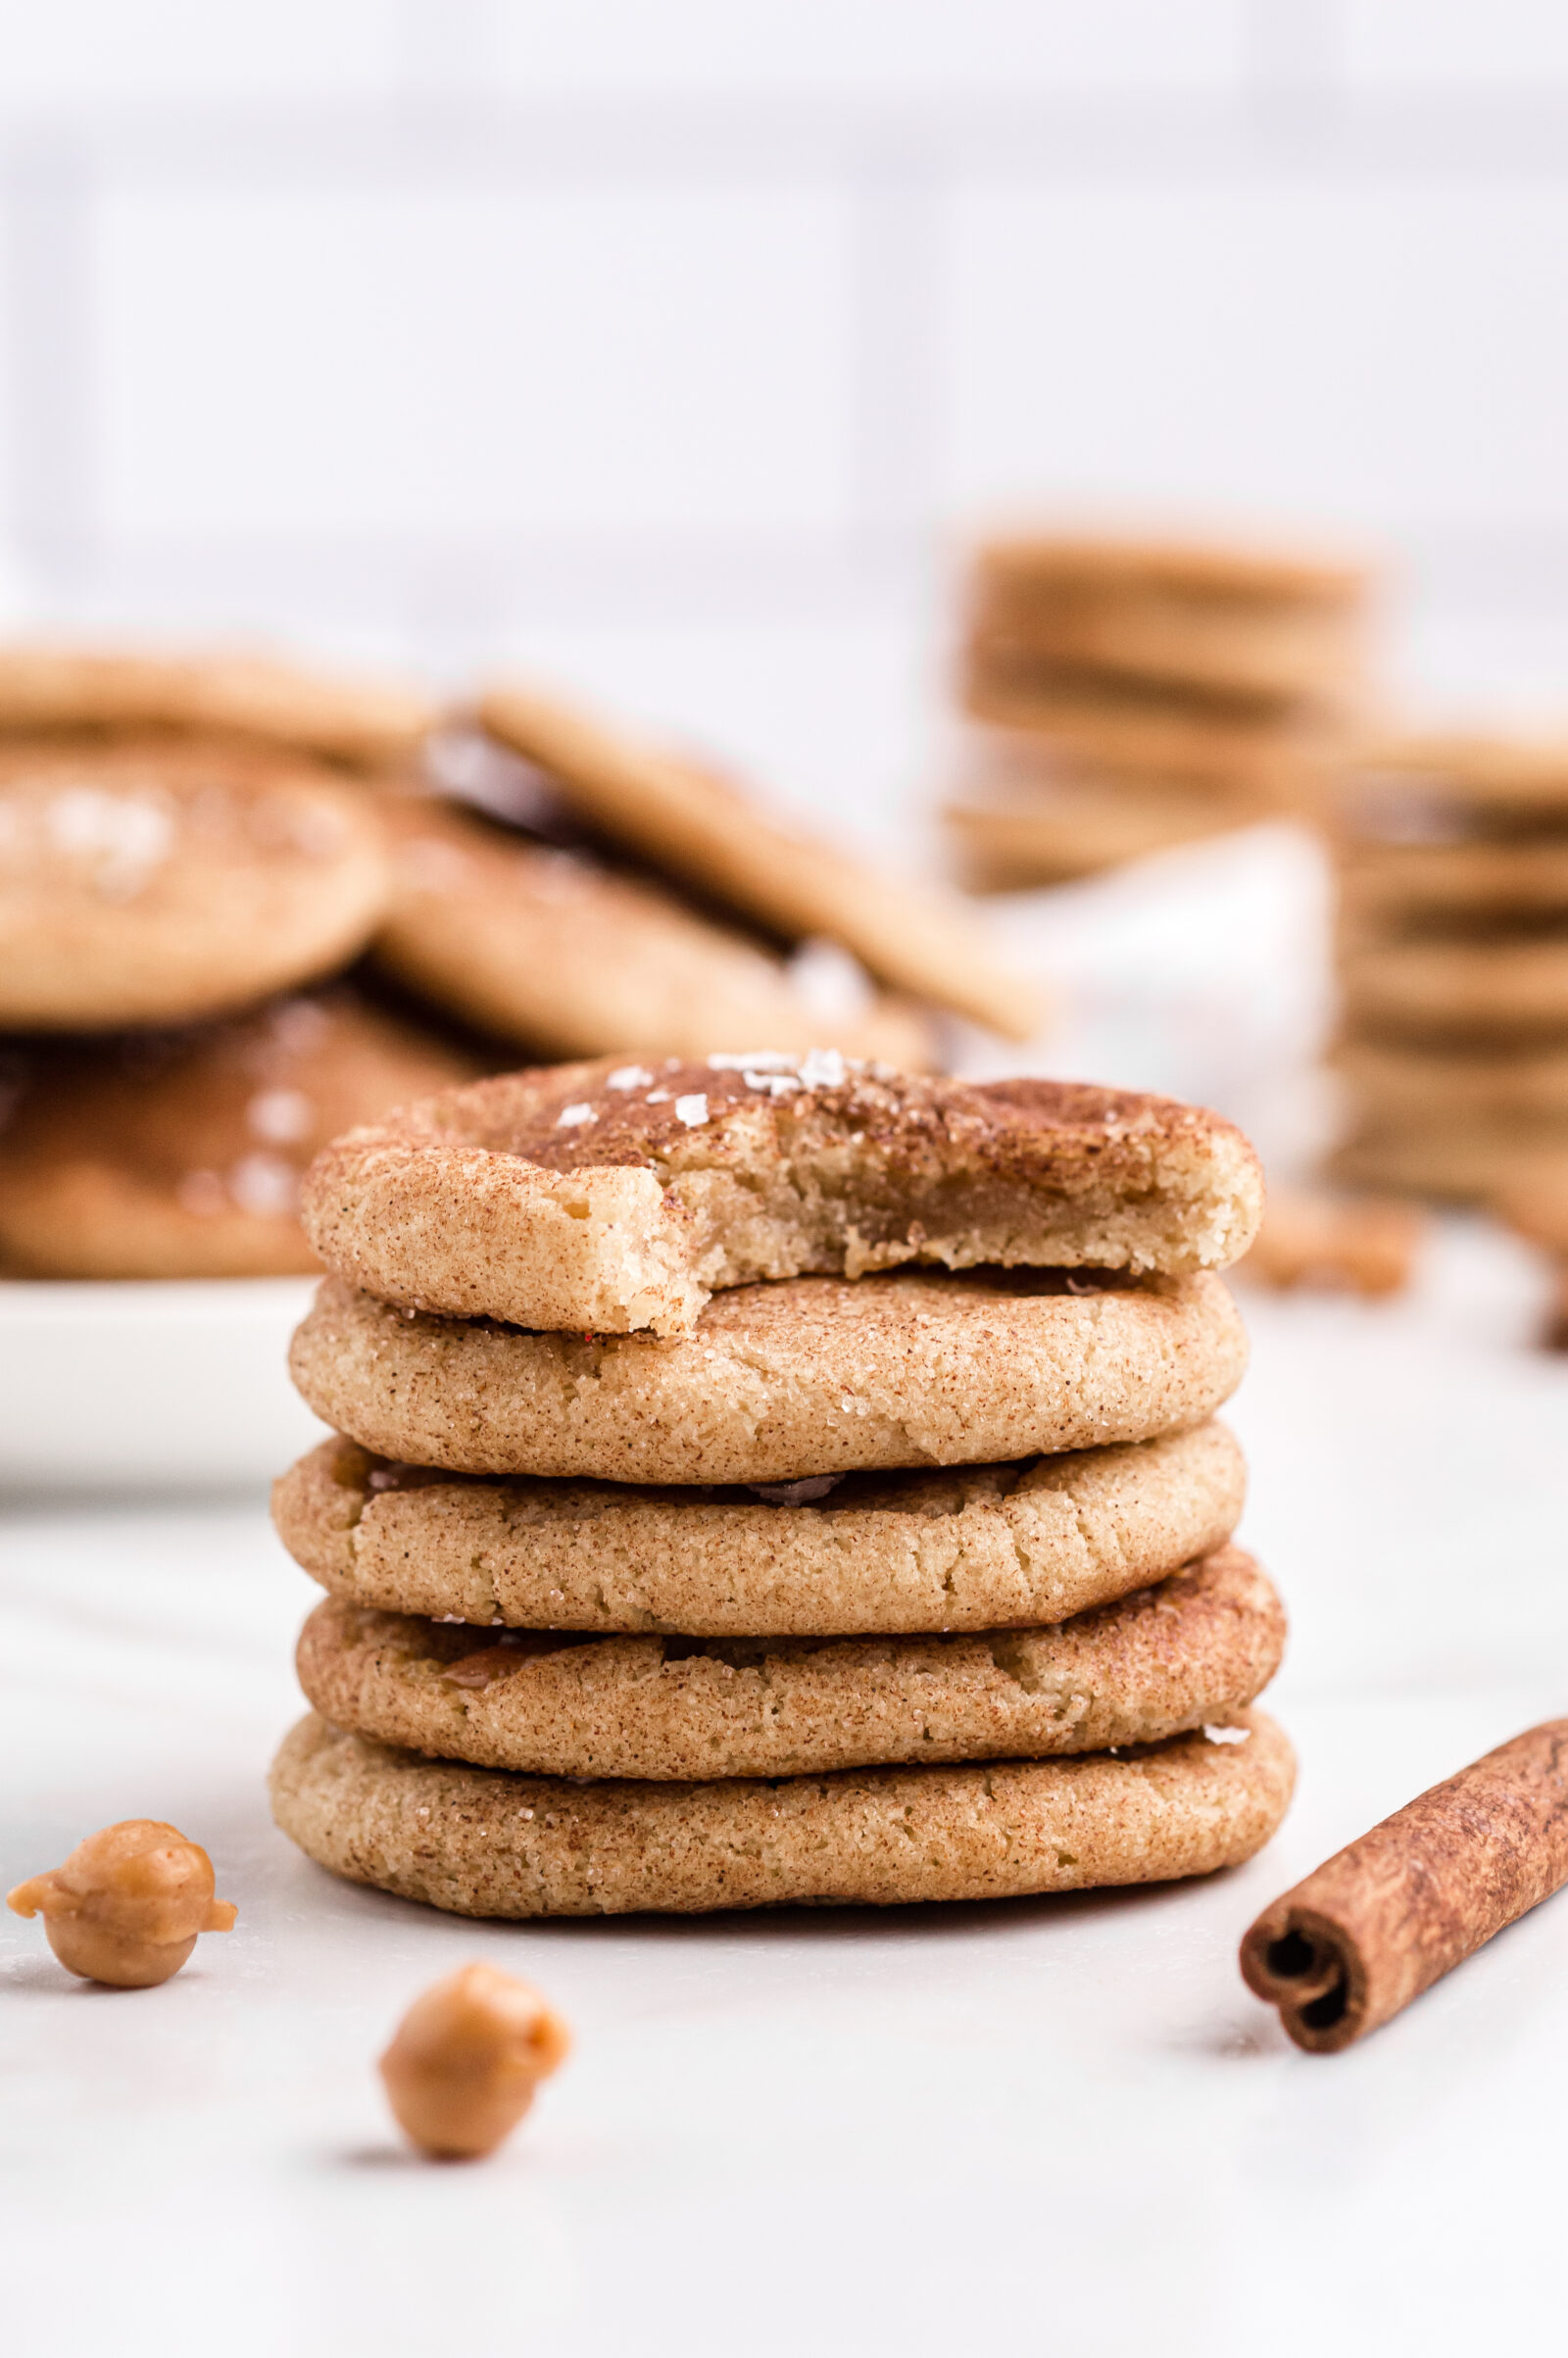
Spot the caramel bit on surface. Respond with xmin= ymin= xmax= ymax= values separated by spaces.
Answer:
xmin=7 ymin=1818 xmax=236 ymax=1988
xmin=379 ymin=1962 xmax=570 ymax=2160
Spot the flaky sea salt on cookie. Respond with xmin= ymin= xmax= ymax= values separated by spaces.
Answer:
xmin=301 ymin=1055 xmax=1262 ymax=1337
xmin=0 ymin=739 xmax=390 ymax=1028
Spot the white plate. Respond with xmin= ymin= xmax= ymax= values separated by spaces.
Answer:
xmin=0 ymin=1277 xmax=328 ymax=1491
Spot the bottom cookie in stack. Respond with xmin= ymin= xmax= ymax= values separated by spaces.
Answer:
xmin=269 ymin=1422 xmax=1294 ymax=1917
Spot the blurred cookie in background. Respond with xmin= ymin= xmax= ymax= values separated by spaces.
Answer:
xmin=477 ymin=683 xmax=1038 ymax=1040
xmin=944 ymin=728 xmax=1264 ymax=891
xmin=966 ymin=535 xmax=1366 ymax=712
xmin=0 ymin=987 xmax=479 ymax=1278
xmin=1335 ymin=1037 xmax=1568 ymax=1125
xmin=1330 ymin=1123 xmax=1568 ymax=1202
xmin=0 ymin=738 xmax=392 ymax=1029
xmin=949 ymin=530 xmax=1368 ymax=888
xmin=1237 ymin=1185 xmax=1424 ymax=1300
xmin=0 ymin=642 xmax=435 ymax=772
xmin=1348 ymin=734 xmax=1568 ymax=832
xmin=961 ymin=672 xmax=1340 ymax=806
xmin=1339 ymin=838 xmax=1568 ymax=928
xmin=371 ymin=796 xmax=933 ymax=1068
xmin=1493 ymin=1169 xmax=1568 ymax=1350
xmin=1332 ymin=734 xmax=1568 ymax=1202
xmin=1336 ymin=932 xmax=1568 ymax=1042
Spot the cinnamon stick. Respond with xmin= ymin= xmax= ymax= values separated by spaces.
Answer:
xmin=1240 ymin=1719 xmax=1568 ymax=2052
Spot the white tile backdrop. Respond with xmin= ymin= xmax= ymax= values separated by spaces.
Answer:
xmin=2 ymin=0 xmax=1568 ymax=843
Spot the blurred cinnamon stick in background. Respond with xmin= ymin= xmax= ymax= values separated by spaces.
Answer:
xmin=1241 ymin=1719 xmax=1568 ymax=2052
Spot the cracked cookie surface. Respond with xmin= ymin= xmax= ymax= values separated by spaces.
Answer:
xmin=272 ymin=1420 xmax=1245 ymax=1636
xmin=293 ymin=1544 xmax=1283 ymax=1780
xmin=270 ymin=1707 xmax=1296 ymax=1915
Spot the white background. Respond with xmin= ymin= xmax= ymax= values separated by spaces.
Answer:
xmin=2 ymin=3 xmax=1568 ymax=841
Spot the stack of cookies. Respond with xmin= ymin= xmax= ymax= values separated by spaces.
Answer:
xmin=269 ymin=1056 xmax=1295 ymax=1919
xmin=946 ymin=534 xmax=1367 ymax=888
xmin=1332 ymin=736 xmax=1568 ymax=1201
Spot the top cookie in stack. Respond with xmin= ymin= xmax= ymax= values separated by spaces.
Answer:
xmin=947 ymin=534 xmax=1367 ymax=889
xmin=270 ymin=1055 xmax=1294 ymax=1919
xmin=1333 ymin=735 xmax=1568 ymax=1201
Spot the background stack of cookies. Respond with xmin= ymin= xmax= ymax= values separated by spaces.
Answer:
xmin=269 ymin=1056 xmax=1294 ymax=1920
xmin=1332 ymin=736 xmax=1568 ymax=1203
xmin=945 ymin=536 xmax=1368 ymax=889
xmin=0 ymin=644 xmax=1032 ymax=1280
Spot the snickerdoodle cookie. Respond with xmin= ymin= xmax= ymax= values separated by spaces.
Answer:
xmin=1339 ymin=839 xmax=1568 ymax=926
xmin=0 ymin=739 xmax=391 ymax=1028
xmin=293 ymin=1544 xmax=1284 ymax=1780
xmin=1338 ymin=934 xmax=1568 ymax=1041
xmin=0 ymin=990 xmax=480 ymax=1279
xmin=0 ymin=642 xmax=434 ymax=768
xmin=302 ymin=1055 xmax=1262 ymax=1338
xmin=269 ymin=1706 xmax=1295 ymax=1915
xmin=288 ymin=1267 xmax=1248 ymax=1485
xmin=967 ymin=534 xmax=1365 ymax=706
xmin=369 ymin=797 xmax=929 ymax=1070
xmin=272 ymin=1419 xmax=1245 ymax=1636
xmin=1335 ymin=1036 xmax=1568 ymax=1124
xmin=477 ymin=685 xmax=1038 ymax=1038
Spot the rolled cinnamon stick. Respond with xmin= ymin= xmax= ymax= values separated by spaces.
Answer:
xmin=1240 ymin=1719 xmax=1568 ymax=2052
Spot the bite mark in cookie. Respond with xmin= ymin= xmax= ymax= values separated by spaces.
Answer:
xmin=301 ymin=1054 xmax=1263 ymax=1336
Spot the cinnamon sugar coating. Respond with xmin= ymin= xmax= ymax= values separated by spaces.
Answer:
xmin=294 ymin=1544 xmax=1285 ymax=1781
xmin=269 ymin=1708 xmax=1295 ymax=1916
xmin=289 ymin=1266 xmax=1248 ymax=1485
xmin=273 ymin=1420 xmax=1245 ymax=1637
xmin=301 ymin=1055 xmax=1262 ymax=1337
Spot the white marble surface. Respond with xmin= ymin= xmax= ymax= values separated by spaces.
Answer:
xmin=5 ymin=1220 xmax=1568 ymax=2358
